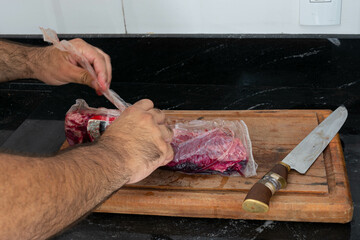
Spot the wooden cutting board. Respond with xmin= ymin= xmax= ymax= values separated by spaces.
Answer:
xmin=61 ymin=109 xmax=353 ymax=223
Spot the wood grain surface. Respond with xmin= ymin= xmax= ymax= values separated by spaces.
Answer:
xmin=60 ymin=109 xmax=353 ymax=223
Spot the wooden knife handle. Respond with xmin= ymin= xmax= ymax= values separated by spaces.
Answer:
xmin=242 ymin=163 xmax=290 ymax=213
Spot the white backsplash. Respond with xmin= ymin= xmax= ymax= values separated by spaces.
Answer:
xmin=0 ymin=0 xmax=125 ymax=34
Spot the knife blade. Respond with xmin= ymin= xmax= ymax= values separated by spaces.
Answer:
xmin=242 ymin=106 xmax=348 ymax=213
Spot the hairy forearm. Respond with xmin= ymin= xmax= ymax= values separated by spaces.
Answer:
xmin=0 ymin=40 xmax=40 ymax=82
xmin=0 ymin=140 xmax=129 ymax=240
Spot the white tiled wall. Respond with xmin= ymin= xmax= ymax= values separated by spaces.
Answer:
xmin=1 ymin=0 xmax=360 ymax=35
xmin=0 ymin=0 xmax=125 ymax=34
xmin=123 ymin=0 xmax=360 ymax=34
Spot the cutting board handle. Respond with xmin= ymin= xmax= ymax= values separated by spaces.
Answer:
xmin=242 ymin=163 xmax=290 ymax=213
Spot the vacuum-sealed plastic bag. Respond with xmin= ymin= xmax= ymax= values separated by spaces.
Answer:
xmin=65 ymin=99 xmax=120 ymax=146
xmin=65 ymin=99 xmax=257 ymax=177
xmin=167 ymin=119 xmax=257 ymax=177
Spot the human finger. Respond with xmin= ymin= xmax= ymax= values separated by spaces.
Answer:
xmin=133 ymin=99 xmax=154 ymax=111
xmin=95 ymin=48 xmax=112 ymax=88
xmin=69 ymin=39 xmax=108 ymax=91
xmin=163 ymin=143 xmax=174 ymax=164
xmin=148 ymin=108 xmax=165 ymax=124
xmin=158 ymin=124 xmax=174 ymax=143
xmin=90 ymin=52 xmax=108 ymax=91
xmin=66 ymin=62 xmax=95 ymax=88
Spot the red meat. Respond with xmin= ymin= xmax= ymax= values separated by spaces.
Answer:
xmin=166 ymin=127 xmax=248 ymax=175
xmin=65 ymin=111 xmax=95 ymax=146
xmin=65 ymin=100 xmax=252 ymax=176
xmin=64 ymin=100 xmax=119 ymax=145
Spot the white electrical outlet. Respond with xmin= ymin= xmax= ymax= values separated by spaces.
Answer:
xmin=300 ymin=0 xmax=342 ymax=26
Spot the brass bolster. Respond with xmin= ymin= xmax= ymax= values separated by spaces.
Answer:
xmin=258 ymin=172 xmax=287 ymax=195
xmin=279 ymin=161 xmax=291 ymax=172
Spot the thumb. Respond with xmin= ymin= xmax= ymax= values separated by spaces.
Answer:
xmin=68 ymin=64 xmax=98 ymax=90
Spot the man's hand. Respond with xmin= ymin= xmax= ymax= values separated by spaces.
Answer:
xmin=31 ymin=38 xmax=111 ymax=93
xmin=0 ymin=39 xmax=111 ymax=93
xmin=0 ymin=98 xmax=174 ymax=239
xmin=100 ymin=99 xmax=174 ymax=184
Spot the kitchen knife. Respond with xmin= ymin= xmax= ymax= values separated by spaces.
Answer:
xmin=242 ymin=106 xmax=348 ymax=213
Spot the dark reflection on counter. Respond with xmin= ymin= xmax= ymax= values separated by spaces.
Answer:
xmin=7 ymin=38 xmax=360 ymax=88
xmin=53 ymin=213 xmax=351 ymax=240
xmin=1 ymin=37 xmax=359 ymax=240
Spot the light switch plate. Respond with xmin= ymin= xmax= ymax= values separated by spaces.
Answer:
xmin=310 ymin=0 xmax=332 ymax=2
xmin=300 ymin=0 xmax=342 ymax=26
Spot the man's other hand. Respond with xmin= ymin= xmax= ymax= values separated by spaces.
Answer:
xmin=32 ymin=38 xmax=111 ymax=93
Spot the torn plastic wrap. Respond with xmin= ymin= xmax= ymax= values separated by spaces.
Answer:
xmin=65 ymin=99 xmax=257 ymax=177
xmin=40 ymin=27 xmax=129 ymax=112
xmin=65 ymin=99 xmax=120 ymax=146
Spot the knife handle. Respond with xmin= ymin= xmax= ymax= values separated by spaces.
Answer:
xmin=242 ymin=162 xmax=290 ymax=213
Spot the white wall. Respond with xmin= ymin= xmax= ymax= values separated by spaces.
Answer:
xmin=1 ymin=0 xmax=360 ymax=35
xmin=123 ymin=0 xmax=360 ymax=34
xmin=0 ymin=0 xmax=125 ymax=34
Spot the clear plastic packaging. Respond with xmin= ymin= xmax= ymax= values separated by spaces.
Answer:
xmin=167 ymin=119 xmax=257 ymax=177
xmin=65 ymin=99 xmax=120 ymax=146
xmin=40 ymin=27 xmax=129 ymax=112
xmin=65 ymin=99 xmax=257 ymax=177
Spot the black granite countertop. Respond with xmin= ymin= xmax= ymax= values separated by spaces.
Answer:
xmin=0 ymin=37 xmax=359 ymax=239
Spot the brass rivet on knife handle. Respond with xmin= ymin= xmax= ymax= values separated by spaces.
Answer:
xmin=242 ymin=163 xmax=289 ymax=213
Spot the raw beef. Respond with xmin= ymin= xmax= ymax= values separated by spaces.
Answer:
xmin=166 ymin=127 xmax=248 ymax=175
xmin=65 ymin=110 xmax=95 ymax=145
xmin=163 ymin=120 xmax=254 ymax=176
xmin=65 ymin=100 xmax=256 ymax=177
xmin=65 ymin=100 xmax=119 ymax=146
